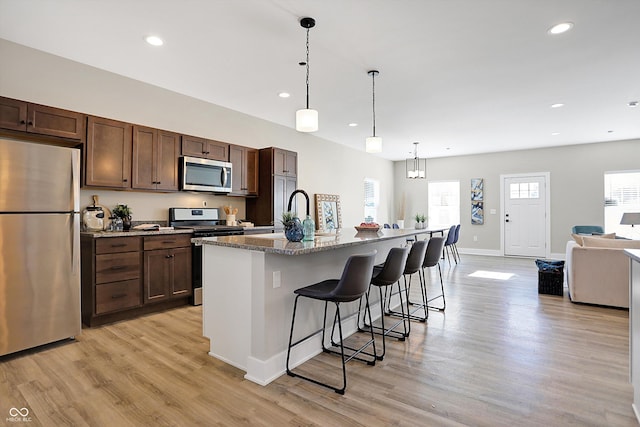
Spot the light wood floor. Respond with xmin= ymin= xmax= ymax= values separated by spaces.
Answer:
xmin=1 ymin=255 xmax=636 ymax=426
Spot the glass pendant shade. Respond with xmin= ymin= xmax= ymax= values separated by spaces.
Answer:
xmin=406 ymin=142 xmax=427 ymax=179
xmin=296 ymin=108 xmax=318 ymax=132
xmin=365 ymin=136 xmax=382 ymax=153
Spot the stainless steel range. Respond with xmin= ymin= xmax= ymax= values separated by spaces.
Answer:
xmin=169 ymin=207 xmax=244 ymax=305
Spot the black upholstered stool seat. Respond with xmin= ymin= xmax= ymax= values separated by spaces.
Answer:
xmin=386 ymin=239 xmax=428 ymax=333
xmin=357 ymin=246 xmax=410 ymax=359
xmin=286 ymin=251 xmax=377 ymax=394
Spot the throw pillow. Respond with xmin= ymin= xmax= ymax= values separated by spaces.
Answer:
xmin=582 ymin=236 xmax=640 ymax=249
xmin=593 ymin=232 xmax=616 ymax=239
xmin=571 ymin=233 xmax=585 ymax=246
xmin=572 ymin=232 xmax=615 ymax=246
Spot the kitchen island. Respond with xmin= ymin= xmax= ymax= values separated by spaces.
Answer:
xmin=626 ymin=249 xmax=640 ymax=422
xmin=193 ymin=227 xmax=440 ymax=385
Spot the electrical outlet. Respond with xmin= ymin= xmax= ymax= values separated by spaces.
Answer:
xmin=473 ymin=235 xmax=478 ymax=242
xmin=273 ymin=271 xmax=281 ymax=288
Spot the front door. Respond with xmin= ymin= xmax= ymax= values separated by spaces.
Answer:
xmin=503 ymin=174 xmax=548 ymax=257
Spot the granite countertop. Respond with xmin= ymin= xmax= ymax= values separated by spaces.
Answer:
xmin=192 ymin=227 xmax=444 ymax=255
xmin=81 ymin=228 xmax=194 ymax=238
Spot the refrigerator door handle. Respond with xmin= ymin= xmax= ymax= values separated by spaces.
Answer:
xmin=71 ymin=149 xmax=80 ymax=212
xmin=72 ymin=213 xmax=80 ymax=275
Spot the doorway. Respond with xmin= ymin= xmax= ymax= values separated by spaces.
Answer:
xmin=501 ymin=173 xmax=550 ymax=257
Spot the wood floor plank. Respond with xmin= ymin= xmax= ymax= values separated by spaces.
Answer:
xmin=0 ymin=254 xmax=636 ymax=426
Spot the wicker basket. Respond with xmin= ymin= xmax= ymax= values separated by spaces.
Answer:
xmin=538 ymin=270 xmax=563 ymax=296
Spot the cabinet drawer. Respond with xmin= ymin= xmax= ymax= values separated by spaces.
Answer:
xmin=96 ymin=237 xmax=141 ymax=254
xmin=95 ymin=279 xmax=141 ymax=314
xmin=96 ymin=252 xmax=140 ymax=284
xmin=144 ymin=234 xmax=191 ymax=250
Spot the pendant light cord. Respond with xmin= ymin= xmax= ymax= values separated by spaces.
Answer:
xmin=305 ymin=27 xmax=310 ymax=109
xmin=371 ymin=71 xmax=376 ymax=137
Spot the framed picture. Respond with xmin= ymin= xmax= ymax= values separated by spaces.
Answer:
xmin=471 ymin=178 xmax=484 ymax=201
xmin=471 ymin=201 xmax=484 ymax=225
xmin=315 ymin=194 xmax=342 ymax=231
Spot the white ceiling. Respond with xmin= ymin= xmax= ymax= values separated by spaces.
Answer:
xmin=1 ymin=0 xmax=639 ymax=160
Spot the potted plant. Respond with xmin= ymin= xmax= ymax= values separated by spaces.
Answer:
xmin=113 ymin=204 xmax=132 ymax=230
xmin=414 ymin=213 xmax=424 ymax=229
xmin=281 ymin=211 xmax=303 ymax=242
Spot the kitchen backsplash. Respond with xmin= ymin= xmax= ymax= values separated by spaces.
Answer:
xmin=80 ymin=189 xmax=247 ymax=223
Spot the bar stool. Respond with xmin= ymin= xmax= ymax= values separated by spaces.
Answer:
xmin=452 ymin=224 xmax=461 ymax=262
xmin=443 ymin=225 xmax=458 ymax=264
xmin=386 ymin=240 xmax=428 ymax=334
xmin=410 ymin=236 xmax=446 ymax=314
xmin=423 ymin=236 xmax=447 ymax=311
xmin=286 ymin=251 xmax=377 ymax=394
xmin=357 ymin=246 xmax=410 ymax=359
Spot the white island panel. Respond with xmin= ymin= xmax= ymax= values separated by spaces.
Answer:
xmin=199 ymin=228 xmax=440 ymax=385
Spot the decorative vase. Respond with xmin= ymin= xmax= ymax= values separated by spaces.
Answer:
xmin=284 ymin=217 xmax=304 ymax=242
xmin=302 ymin=215 xmax=315 ymax=241
xmin=122 ymin=215 xmax=132 ymax=231
xmin=396 ymin=220 xmax=405 ymax=229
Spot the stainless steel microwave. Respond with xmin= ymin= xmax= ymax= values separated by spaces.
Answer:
xmin=180 ymin=156 xmax=232 ymax=193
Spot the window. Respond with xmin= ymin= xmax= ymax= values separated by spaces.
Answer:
xmin=428 ymin=181 xmax=460 ymax=227
xmin=605 ymin=171 xmax=640 ymax=238
xmin=509 ymin=182 xmax=539 ymax=199
xmin=364 ymin=178 xmax=380 ymax=223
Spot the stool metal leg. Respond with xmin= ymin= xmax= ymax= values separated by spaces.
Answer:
xmin=287 ymin=295 xmax=377 ymax=395
xmin=426 ymin=262 xmax=446 ymax=311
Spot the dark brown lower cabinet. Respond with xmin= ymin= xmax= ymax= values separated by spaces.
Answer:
xmin=144 ymin=246 xmax=192 ymax=303
xmin=81 ymin=234 xmax=192 ymax=327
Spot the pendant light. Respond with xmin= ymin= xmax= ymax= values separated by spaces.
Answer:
xmin=296 ymin=17 xmax=318 ymax=132
xmin=365 ymin=70 xmax=382 ymax=153
xmin=406 ymin=142 xmax=427 ymax=179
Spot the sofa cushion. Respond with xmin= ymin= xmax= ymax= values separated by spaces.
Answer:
xmin=572 ymin=232 xmax=616 ymax=246
xmin=582 ymin=236 xmax=640 ymax=249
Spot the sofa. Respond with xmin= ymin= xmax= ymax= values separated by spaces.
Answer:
xmin=565 ymin=234 xmax=640 ymax=308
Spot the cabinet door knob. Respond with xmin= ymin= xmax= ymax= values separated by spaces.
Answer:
xmin=20 ymin=120 xmax=26 ymax=125
xmin=27 ymin=121 xmax=33 ymax=126
xmin=123 ymin=179 xmax=128 ymax=182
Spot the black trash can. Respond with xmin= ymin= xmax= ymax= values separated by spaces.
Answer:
xmin=535 ymin=259 xmax=564 ymax=296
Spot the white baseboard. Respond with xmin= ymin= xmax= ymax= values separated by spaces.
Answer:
xmin=457 ymin=248 xmax=566 ymax=260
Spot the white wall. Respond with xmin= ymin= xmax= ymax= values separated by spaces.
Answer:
xmin=394 ymin=139 xmax=640 ymax=255
xmin=0 ymin=39 xmax=394 ymax=226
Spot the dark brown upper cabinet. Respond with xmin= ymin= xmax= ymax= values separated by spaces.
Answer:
xmin=0 ymin=96 xmax=85 ymax=140
xmin=273 ymin=148 xmax=297 ymax=177
xmin=229 ymin=144 xmax=258 ymax=197
xmin=85 ymin=116 xmax=133 ymax=188
xmin=181 ymin=135 xmax=229 ymax=161
xmin=132 ymin=126 xmax=180 ymax=191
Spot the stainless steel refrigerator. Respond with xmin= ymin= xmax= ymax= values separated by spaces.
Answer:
xmin=0 ymin=137 xmax=81 ymax=356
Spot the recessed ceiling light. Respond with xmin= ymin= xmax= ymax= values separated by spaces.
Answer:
xmin=550 ymin=103 xmax=565 ymax=108
xmin=629 ymin=101 xmax=638 ymax=108
xmin=551 ymin=132 xmax=560 ymax=136
xmin=548 ymin=22 xmax=574 ymax=35
xmin=278 ymin=92 xmax=290 ymax=98
xmin=145 ymin=35 xmax=164 ymax=46
xmin=348 ymin=123 xmax=358 ymax=127
xmin=608 ymin=130 xmax=614 ymax=133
